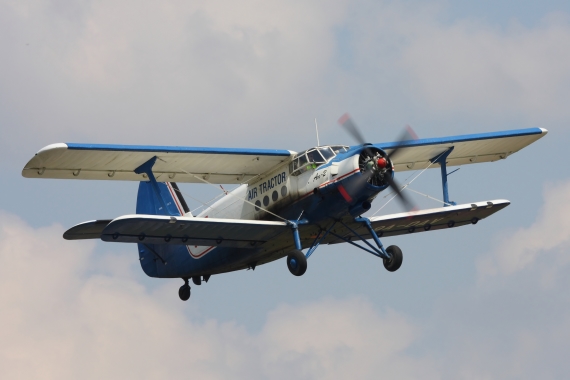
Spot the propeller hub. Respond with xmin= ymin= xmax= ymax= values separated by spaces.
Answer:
xmin=377 ymin=157 xmax=387 ymax=169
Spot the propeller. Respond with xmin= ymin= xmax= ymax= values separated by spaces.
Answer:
xmin=338 ymin=113 xmax=417 ymax=211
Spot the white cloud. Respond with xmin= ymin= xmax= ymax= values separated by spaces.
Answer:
xmin=399 ymin=13 xmax=570 ymax=125
xmin=0 ymin=211 xmax=437 ymax=379
xmin=478 ymin=180 xmax=570 ymax=276
xmin=4 ymin=199 xmax=570 ymax=378
xmin=2 ymin=0 xmax=570 ymax=160
xmin=0 ymin=0 xmax=349 ymax=150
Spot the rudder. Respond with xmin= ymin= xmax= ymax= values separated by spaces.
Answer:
xmin=136 ymin=181 xmax=191 ymax=216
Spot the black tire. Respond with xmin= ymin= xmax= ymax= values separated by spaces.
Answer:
xmin=178 ymin=284 xmax=191 ymax=301
xmin=287 ymin=249 xmax=307 ymax=276
xmin=192 ymin=276 xmax=202 ymax=286
xmin=383 ymin=245 xmax=403 ymax=272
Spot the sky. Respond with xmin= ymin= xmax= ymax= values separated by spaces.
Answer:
xmin=1 ymin=0 xmax=570 ymax=378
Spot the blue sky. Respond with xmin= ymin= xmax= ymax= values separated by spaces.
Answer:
xmin=1 ymin=0 xmax=569 ymax=378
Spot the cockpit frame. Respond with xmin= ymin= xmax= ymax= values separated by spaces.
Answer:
xmin=289 ymin=145 xmax=349 ymax=176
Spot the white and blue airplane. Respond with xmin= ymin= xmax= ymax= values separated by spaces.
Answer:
xmin=22 ymin=116 xmax=547 ymax=300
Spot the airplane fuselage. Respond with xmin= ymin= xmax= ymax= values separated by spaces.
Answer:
xmin=138 ymin=145 xmax=392 ymax=279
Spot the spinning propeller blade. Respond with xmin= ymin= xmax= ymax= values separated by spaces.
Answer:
xmin=337 ymin=113 xmax=417 ymax=211
xmin=339 ymin=113 xmax=366 ymax=145
xmin=387 ymin=125 xmax=418 ymax=161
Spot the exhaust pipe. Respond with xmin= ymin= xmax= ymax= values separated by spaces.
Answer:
xmin=349 ymin=201 xmax=371 ymax=216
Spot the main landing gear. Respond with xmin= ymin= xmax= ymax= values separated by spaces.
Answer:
xmin=383 ymin=245 xmax=403 ymax=272
xmin=287 ymin=249 xmax=307 ymax=276
xmin=285 ymin=245 xmax=403 ymax=276
xmin=283 ymin=217 xmax=405 ymax=277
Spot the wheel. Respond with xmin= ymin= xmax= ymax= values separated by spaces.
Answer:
xmin=287 ymin=249 xmax=307 ymax=276
xmin=178 ymin=284 xmax=191 ymax=301
xmin=192 ymin=276 xmax=202 ymax=286
xmin=383 ymin=245 xmax=403 ymax=272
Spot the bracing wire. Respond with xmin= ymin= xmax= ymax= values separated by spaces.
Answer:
xmin=404 ymin=187 xmax=453 ymax=206
xmin=177 ymin=168 xmax=291 ymax=224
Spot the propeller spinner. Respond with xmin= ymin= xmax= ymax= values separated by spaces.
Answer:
xmin=338 ymin=113 xmax=417 ymax=211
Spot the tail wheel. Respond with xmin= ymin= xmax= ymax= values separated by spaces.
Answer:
xmin=287 ymin=249 xmax=307 ymax=276
xmin=178 ymin=284 xmax=191 ymax=301
xmin=383 ymin=245 xmax=403 ymax=272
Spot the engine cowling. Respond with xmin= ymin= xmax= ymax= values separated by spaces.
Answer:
xmin=358 ymin=146 xmax=393 ymax=188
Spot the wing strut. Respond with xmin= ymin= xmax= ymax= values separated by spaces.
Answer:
xmin=325 ymin=218 xmax=391 ymax=260
xmin=305 ymin=221 xmax=337 ymax=259
xmin=430 ymin=148 xmax=457 ymax=207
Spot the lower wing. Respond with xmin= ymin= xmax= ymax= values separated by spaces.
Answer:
xmin=324 ymin=200 xmax=509 ymax=244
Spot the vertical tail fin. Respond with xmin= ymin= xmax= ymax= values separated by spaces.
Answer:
xmin=136 ymin=181 xmax=192 ymax=217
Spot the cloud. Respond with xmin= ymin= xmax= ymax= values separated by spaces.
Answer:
xmin=0 ymin=0 xmax=349 ymax=151
xmin=0 ymin=211 xmax=437 ymax=379
xmin=2 ymin=0 xmax=570 ymax=162
xmin=477 ymin=180 xmax=570 ymax=276
xmin=399 ymin=13 xmax=570 ymax=125
xmin=4 ymin=197 xmax=570 ymax=378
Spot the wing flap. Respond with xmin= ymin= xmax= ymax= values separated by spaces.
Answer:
xmin=100 ymin=215 xmax=290 ymax=248
xmin=23 ymin=143 xmax=293 ymax=184
xmin=376 ymin=128 xmax=547 ymax=171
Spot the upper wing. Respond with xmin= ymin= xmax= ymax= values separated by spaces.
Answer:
xmin=22 ymin=143 xmax=294 ymax=184
xmin=322 ymin=199 xmax=510 ymax=245
xmin=375 ymin=128 xmax=547 ymax=171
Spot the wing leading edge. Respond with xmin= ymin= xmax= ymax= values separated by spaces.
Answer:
xmin=22 ymin=143 xmax=294 ymax=184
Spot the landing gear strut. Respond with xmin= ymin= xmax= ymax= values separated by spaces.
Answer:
xmin=179 ymin=278 xmax=191 ymax=301
xmin=287 ymin=249 xmax=307 ymax=276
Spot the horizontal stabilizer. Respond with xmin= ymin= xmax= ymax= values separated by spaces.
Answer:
xmin=63 ymin=219 xmax=113 ymax=240
xmin=100 ymin=215 xmax=290 ymax=248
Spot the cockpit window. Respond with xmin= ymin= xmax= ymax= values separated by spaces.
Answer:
xmin=289 ymin=146 xmax=343 ymax=176
xmin=319 ymin=147 xmax=335 ymax=161
xmin=330 ymin=145 xmax=349 ymax=154
xmin=307 ymin=150 xmax=325 ymax=164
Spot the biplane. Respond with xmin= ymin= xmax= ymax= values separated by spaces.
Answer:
xmin=22 ymin=116 xmax=547 ymax=300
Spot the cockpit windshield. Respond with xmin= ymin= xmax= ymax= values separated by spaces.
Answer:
xmin=289 ymin=146 xmax=349 ymax=176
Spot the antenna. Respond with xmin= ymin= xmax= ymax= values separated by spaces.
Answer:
xmin=314 ymin=118 xmax=320 ymax=146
